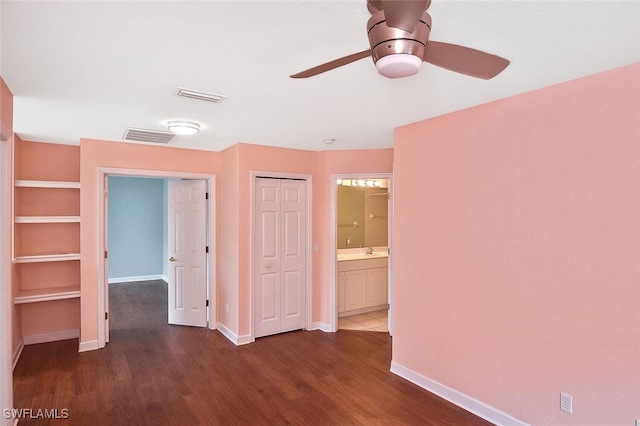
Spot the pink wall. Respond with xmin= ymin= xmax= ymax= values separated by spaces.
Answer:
xmin=79 ymin=138 xmax=393 ymax=345
xmin=235 ymin=143 xmax=317 ymax=336
xmin=17 ymin=140 xmax=80 ymax=181
xmin=222 ymin=143 xmax=392 ymax=337
xmin=392 ymin=63 xmax=640 ymax=424
xmin=1 ymin=79 xmax=21 ymax=358
xmin=1 ymin=75 xmax=16 ymax=417
xmin=315 ymin=149 xmax=394 ymax=321
xmin=232 ymin=144 xmax=393 ymax=335
xmin=80 ymin=139 xmax=221 ymax=344
xmin=217 ymin=144 xmax=241 ymax=333
xmin=21 ymin=299 xmax=80 ymax=337
xmin=0 ymin=78 xmax=12 ymax=134
xmin=13 ymin=140 xmax=81 ymax=343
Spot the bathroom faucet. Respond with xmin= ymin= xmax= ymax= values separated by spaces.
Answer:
xmin=366 ymin=246 xmax=374 ymax=255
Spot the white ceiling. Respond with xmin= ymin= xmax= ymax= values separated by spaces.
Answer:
xmin=1 ymin=1 xmax=639 ymax=152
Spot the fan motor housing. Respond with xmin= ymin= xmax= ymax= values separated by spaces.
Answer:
xmin=367 ymin=10 xmax=432 ymax=63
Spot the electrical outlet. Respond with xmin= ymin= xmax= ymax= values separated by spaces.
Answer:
xmin=560 ymin=392 xmax=573 ymax=414
xmin=225 ymin=303 xmax=229 ymax=313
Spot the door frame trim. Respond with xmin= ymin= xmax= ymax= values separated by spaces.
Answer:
xmin=0 ymin=134 xmax=13 ymax=417
xmin=97 ymin=167 xmax=217 ymax=348
xmin=250 ymin=171 xmax=312 ymax=342
xmin=330 ymin=173 xmax=393 ymax=333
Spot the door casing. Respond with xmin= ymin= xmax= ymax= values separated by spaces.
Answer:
xmin=330 ymin=173 xmax=393 ymax=334
xmin=0 ymin=133 xmax=13 ymax=418
xmin=97 ymin=168 xmax=216 ymax=349
xmin=250 ymin=171 xmax=312 ymax=342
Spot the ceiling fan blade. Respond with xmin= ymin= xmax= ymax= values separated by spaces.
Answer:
xmin=424 ymin=41 xmax=510 ymax=79
xmin=290 ymin=50 xmax=372 ymax=78
xmin=382 ymin=0 xmax=429 ymax=32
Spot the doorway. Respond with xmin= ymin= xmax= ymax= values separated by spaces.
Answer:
xmin=106 ymin=176 xmax=168 ymax=335
xmin=252 ymin=173 xmax=311 ymax=339
xmin=106 ymin=176 xmax=165 ymax=285
xmin=106 ymin=177 xmax=208 ymax=331
xmin=97 ymin=168 xmax=216 ymax=348
xmin=331 ymin=174 xmax=393 ymax=334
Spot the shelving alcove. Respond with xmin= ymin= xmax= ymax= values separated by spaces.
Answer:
xmin=12 ymin=139 xmax=82 ymax=345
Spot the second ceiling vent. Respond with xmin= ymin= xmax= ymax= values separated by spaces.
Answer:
xmin=176 ymin=88 xmax=227 ymax=103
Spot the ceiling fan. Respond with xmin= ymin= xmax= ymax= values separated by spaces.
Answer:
xmin=290 ymin=0 xmax=509 ymax=80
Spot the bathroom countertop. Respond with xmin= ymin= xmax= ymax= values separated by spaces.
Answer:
xmin=337 ymin=248 xmax=388 ymax=262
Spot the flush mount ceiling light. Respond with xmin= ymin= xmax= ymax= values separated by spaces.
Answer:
xmin=167 ymin=120 xmax=200 ymax=136
xmin=375 ymin=54 xmax=423 ymax=78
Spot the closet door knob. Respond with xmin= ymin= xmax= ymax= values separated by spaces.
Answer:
xmin=266 ymin=264 xmax=271 ymax=269
xmin=169 ymin=256 xmax=176 ymax=262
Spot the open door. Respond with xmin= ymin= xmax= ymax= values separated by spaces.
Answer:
xmin=168 ymin=179 xmax=207 ymax=327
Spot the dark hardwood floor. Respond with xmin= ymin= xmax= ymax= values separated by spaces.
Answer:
xmin=14 ymin=280 xmax=492 ymax=425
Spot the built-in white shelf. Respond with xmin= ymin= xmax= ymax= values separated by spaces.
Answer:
xmin=14 ymin=253 xmax=81 ymax=263
xmin=14 ymin=285 xmax=81 ymax=304
xmin=15 ymin=216 xmax=80 ymax=223
xmin=15 ymin=180 xmax=80 ymax=189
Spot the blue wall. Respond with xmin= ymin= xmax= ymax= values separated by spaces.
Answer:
xmin=108 ymin=176 xmax=166 ymax=282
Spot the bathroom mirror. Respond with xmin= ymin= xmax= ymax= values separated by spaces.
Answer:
xmin=336 ymin=179 xmax=388 ymax=249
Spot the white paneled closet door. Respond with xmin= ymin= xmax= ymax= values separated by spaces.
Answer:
xmin=254 ymin=177 xmax=307 ymax=338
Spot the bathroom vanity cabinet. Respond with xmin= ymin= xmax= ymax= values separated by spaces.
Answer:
xmin=337 ymin=257 xmax=388 ymax=316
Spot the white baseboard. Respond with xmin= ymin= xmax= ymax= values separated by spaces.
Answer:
xmin=12 ymin=339 xmax=24 ymax=370
xmin=390 ymin=361 xmax=529 ymax=426
xmin=23 ymin=329 xmax=79 ymax=346
xmin=108 ymin=274 xmax=165 ymax=284
xmin=236 ymin=333 xmax=251 ymax=345
xmin=311 ymin=321 xmax=333 ymax=332
xmin=78 ymin=339 xmax=99 ymax=353
xmin=216 ymin=322 xmax=251 ymax=346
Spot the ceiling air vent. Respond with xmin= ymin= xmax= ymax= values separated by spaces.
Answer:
xmin=123 ymin=128 xmax=177 ymax=144
xmin=176 ymin=87 xmax=226 ymax=103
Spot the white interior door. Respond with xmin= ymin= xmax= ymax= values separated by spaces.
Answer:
xmin=254 ymin=177 xmax=307 ymax=338
xmin=168 ymin=179 xmax=207 ymax=327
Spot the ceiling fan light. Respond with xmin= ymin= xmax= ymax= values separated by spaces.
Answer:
xmin=375 ymin=54 xmax=422 ymax=78
xmin=167 ymin=120 xmax=200 ymax=135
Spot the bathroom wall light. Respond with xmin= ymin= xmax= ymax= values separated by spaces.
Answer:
xmin=167 ymin=120 xmax=200 ymax=135
xmin=337 ymin=179 xmax=383 ymax=187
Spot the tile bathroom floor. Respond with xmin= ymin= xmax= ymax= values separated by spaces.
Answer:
xmin=338 ymin=309 xmax=388 ymax=332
